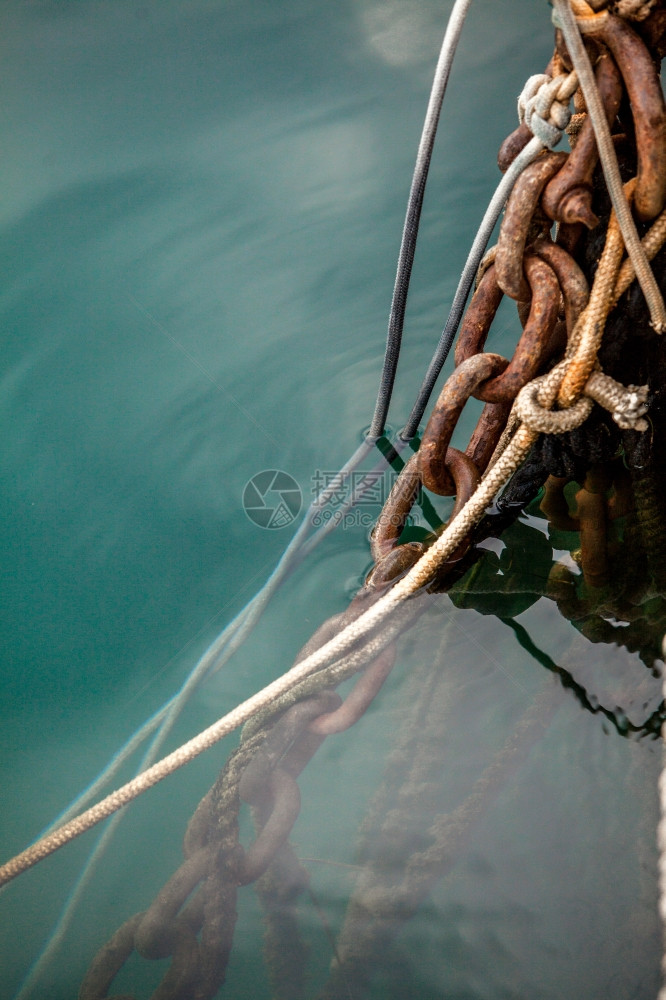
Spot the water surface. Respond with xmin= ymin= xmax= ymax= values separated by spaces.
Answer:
xmin=0 ymin=2 xmax=661 ymax=998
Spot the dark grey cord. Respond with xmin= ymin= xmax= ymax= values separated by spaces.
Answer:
xmin=368 ymin=0 xmax=474 ymax=440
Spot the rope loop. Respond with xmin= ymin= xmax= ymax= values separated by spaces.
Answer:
xmin=515 ymin=369 xmax=648 ymax=436
xmin=585 ymin=372 xmax=649 ymax=430
xmin=517 ymin=74 xmax=550 ymax=122
xmin=518 ymin=71 xmax=578 ymax=149
xmin=514 ymin=379 xmax=594 ymax=434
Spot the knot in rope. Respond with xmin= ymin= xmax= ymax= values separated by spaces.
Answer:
xmin=518 ymin=71 xmax=578 ymax=149
xmin=585 ymin=372 xmax=649 ymax=430
xmin=514 ymin=368 xmax=649 ymax=437
xmin=514 ymin=378 xmax=594 ymax=434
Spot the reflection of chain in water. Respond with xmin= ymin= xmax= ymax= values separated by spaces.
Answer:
xmin=317 ymin=620 xmax=560 ymax=1000
xmin=79 ymin=577 xmax=422 ymax=998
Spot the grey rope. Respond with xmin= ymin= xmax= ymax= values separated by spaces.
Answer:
xmin=401 ymin=134 xmax=546 ymax=439
xmin=368 ymin=0 xmax=474 ymax=439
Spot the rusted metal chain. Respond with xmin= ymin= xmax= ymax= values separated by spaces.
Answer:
xmin=574 ymin=466 xmax=612 ymax=586
xmin=532 ymin=238 xmax=590 ymax=334
xmin=576 ymin=6 xmax=666 ymax=222
xmin=542 ymin=49 xmax=623 ymax=228
xmin=79 ymin=751 xmax=246 ymax=1000
xmin=552 ymin=0 xmax=666 ymax=330
xmin=370 ymin=454 xmax=423 ymax=562
xmin=419 ymin=353 xmax=506 ymax=494
xmin=460 ymin=257 xmax=562 ymax=402
xmin=495 ymin=152 xmax=567 ymax=300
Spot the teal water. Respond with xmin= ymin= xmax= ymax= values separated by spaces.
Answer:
xmin=0 ymin=2 xmax=662 ymax=998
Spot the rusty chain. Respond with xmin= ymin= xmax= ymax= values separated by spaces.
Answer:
xmin=364 ymin=1 xmax=666 ymax=585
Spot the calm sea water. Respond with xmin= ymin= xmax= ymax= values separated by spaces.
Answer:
xmin=0 ymin=2 xmax=662 ymax=998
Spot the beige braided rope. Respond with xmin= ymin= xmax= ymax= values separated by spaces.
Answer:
xmin=586 ymin=372 xmax=649 ymax=429
xmin=558 ymin=207 xmax=626 ymax=406
xmin=614 ymin=207 xmax=666 ymax=306
xmin=558 ymin=179 xmax=666 ymax=410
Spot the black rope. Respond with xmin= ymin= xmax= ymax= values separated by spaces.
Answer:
xmin=368 ymin=0 xmax=473 ymax=440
